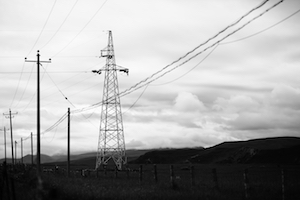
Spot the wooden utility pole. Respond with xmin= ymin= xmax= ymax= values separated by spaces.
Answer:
xmin=25 ymin=50 xmax=51 ymax=177
xmin=0 ymin=127 xmax=9 ymax=163
xmin=21 ymin=138 xmax=23 ymax=164
xmin=67 ymin=107 xmax=70 ymax=178
xmin=31 ymin=132 xmax=33 ymax=165
xmin=15 ymin=141 xmax=17 ymax=164
xmin=3 ymin=109 xmax=18 ymax=165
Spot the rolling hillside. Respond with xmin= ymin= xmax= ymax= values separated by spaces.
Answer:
xmin=0 ymin=149 xmax=150 ymax=165
xmin=131 ymin=137 xmax=300 ymax=165
xmin=2 ymin=137 xmax=299 ymax=166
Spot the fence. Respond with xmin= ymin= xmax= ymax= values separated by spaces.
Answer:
xmin=1 ymin=163 xmax=300 ymax=200
xmin=49 ymin=163 xmax=300 ymax=199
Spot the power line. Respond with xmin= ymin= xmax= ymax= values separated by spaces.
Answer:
xmin=122 ymin=83 xmax=149 ymax=114
xmin=41 ymin=64 xmax=76 ymax=107
xmin=40 ymin=73 xmax=97 ymax=102
xmin=41 ymin=0 xmax=285 ymax=134
xmin=26 ymin=0 xmax=57 ymax=56
xmin=70 ymin=0 xmax=284 ymax=115
xmin=118 ymin=0 xmax=285 ymax=99
xmin=17 ymin=62 xmax=104 ymax=112
xmin=51 ymin=0 xmax=109 ymax=58
xmin=18 ymin=63 xmax=50 ymax=112
xmin=9 ymin=62 xmax=26 ymax=108
xmin=0 ymin=71 xmax=90 ymax=74
xmin=14 ymin=63 xmax=35 ymax=109
xmin=41 ymin=112 xmax=68 ymax=135
xmin=220 ymin=8 xmax=300 ymax=45
xmin=40 ymin=0 xmax=79 ymax=50
xmin=151 ymin=43 xmax=219 ymax=86
xmin=13 ymin=0 xmax=57 ymax=111
xmin=117 ymin=0 xmax=270 ymax=95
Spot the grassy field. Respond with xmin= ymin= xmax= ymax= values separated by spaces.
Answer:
xmin=2 ymin=164 xmax=300 ymax=200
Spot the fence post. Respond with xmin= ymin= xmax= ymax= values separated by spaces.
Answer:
xmin=170 ymin=165 xmax=176 ymax=189
xmin=153 ymin=164 xmax=158 ymax=183
xmin=281 ymin=169 xmax=285 ymax=200
xmin=212 ymin=168 xmax=219 ymax=190
xmin=244 ymin=169 xmax=249 ymax=199
xmin=103 ymin=165 xmax=107 ymax=177
xmin=139 ymin=165 xmax=143 ymax=183
xmin=190 ymin=165 xmax=195 ymax=186
xmin=115 ymin=166 xmax=118 ymax=178
xmin=126 ymin=167 xmax=130 ymax=179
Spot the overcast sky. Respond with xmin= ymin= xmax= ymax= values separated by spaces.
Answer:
xmin=0 ymin=0 xmax=300 ymax=158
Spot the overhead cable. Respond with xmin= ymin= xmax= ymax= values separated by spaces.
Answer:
xmin=26 ymin=0 xmax=57 ymax=56
xmin=40 ymin=0 xmax=79 ymax=50
xmin=41 ymin=112 xmax=68 ymax=135
xmin=14 ymin=63 xmax=35 ymax=109
xmin=117 ymin=0 xmax=270 ymax=94
xmin=221 ymin=8 xmax=300 ymax=44
xmin=151 ymin=43 xmax=219 ymax=86
xmin=118 ymin=0 xmax=284 ymax=98
xmin=9 ymin=62 xmax=26 ymax=108
xmin=70 ymin=0 xmax=284 ymax=114
xmin=51 ymin=0 xmax=109 ymax=58
xmin=41 ymin=64 xmax=76 ymax=107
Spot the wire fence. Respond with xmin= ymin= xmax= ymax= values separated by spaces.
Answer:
xmin=44 ymin=164 xmax=300 ymax=199
xmin=1 ymin=163 xmax=300 ymax=199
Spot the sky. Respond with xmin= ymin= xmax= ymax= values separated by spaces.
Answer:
xmin=0 ymin=0 xmax=300 ymax=158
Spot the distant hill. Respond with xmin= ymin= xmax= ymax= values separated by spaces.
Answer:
xmin=2 ymin=137 xmax=299 ymax=166
xmin=0 ymin=149 xmax=151 ymax=165
xmin=130 ymin=148 xmax=204 ymax=164
xmin=131 ymin=137 xmax=300 ymax=165
xmin=1 ymin=154 xmax=54 ymax=164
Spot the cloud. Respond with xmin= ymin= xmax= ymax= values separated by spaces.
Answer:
xmin=213 ymin=94 xmax=260 ymax=113
xmin=126 ymin=139 xmax=145 ymax=149
xmin=270 ymin=84 xmax=300 ymax=110
xmin=211 ymin=85 xmax=300 ymax=136
xmin=1 ymin=0 xmax=300 ymax=158
xmin=174 ymin=92 xmax=206 ymax=112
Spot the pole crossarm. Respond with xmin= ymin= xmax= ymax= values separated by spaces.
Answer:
xmin=92 ymin=65 xmax=129 ymax=75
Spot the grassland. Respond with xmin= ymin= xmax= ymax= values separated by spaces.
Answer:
xmin=3 ymin=163 xmax=300 ymax=200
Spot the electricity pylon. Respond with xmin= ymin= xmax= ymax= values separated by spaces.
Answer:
xmin=94 ymin=31 xmax=128 ymax=170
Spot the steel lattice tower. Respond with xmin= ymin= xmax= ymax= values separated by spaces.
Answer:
xmin=95 ymin=31 xmax=127 ymax=170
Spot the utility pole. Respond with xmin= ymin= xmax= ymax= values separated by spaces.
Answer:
xmin=67 ymin=107 xmax=70 ymax=178
xmin=3 ymin=109 xmax=18 ymax=165
xmin=0 ymin=127 xmax=9 ymax=163
xmin=21 ymin=137 xmax=23 ymax=164
xmin=31 ymin=132 xmax=33 ymax=165
xmin=25 ymin=50 xmax=51 ymax=177
xmin=15 ymin=141 xmax=17 ymax=164
xmin=4 ymin=128 xmax=7 ymax=163
xmin=94 ymin=31 xmax=129 ymax=170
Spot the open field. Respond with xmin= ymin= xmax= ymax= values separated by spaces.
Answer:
xmin=1 ymin=163 xmax=300 ymax=200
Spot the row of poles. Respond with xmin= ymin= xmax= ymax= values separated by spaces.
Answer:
xmin=0 ymin=124 xmax=34 ymax=165
xmin=2 ymin=51 xmax=72 ymax=180
xmin=1 ymin=107 xmax=71 ymax=177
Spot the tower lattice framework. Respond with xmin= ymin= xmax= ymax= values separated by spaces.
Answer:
xmin=95 ymin=31 xmax=127 ymax=170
